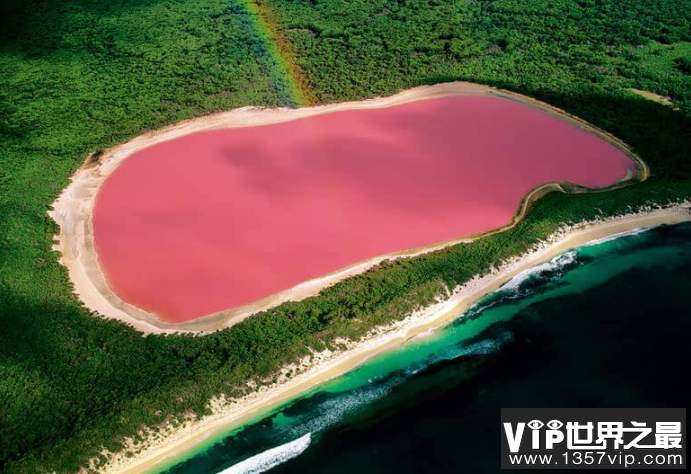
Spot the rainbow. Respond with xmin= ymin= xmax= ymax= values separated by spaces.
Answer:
xmin=244 ymin=0 xmax=315 ymax=107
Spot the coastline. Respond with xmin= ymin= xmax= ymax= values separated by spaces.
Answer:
xmin=92 ymin=202 xmax=691 ymax=474
xmin=49 ymin=81 xmax=646 ymax=334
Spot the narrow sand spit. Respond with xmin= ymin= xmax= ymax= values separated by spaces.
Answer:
xmin=50 ymin=82 xmax=647 ymax=334
xmin=88 ymin=203 xmax=691 ymax=474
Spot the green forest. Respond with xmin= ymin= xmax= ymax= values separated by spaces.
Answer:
xmin=1 ymin=0 xmax=690 ymax=472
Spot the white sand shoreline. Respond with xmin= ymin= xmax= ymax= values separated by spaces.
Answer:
xmin=91 ymin=203 xmax=691 ymax=474
xmin=49 ymin=81 xmax=646 ymax=334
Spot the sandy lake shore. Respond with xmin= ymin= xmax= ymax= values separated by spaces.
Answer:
xmin=89 ymin=202 xmax=690 ymax=474
xmin=49 ymin=81 xmax=646 ymax=334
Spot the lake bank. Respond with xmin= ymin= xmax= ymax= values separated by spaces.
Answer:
xmin=49 ymin=81 xmax=645 ymax=333
xmin=92 ymin=95 xmax=634 ymax=322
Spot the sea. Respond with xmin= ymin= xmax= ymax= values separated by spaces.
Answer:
xmin=159 ymin=221 xmax=691 ymax=474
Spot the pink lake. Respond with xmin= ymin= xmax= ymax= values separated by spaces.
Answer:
xmin=93 ymin=96 xmax=635 ymax=322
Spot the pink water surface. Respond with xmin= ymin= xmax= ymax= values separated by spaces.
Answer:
xmin=93 ymin=96 xmax=635 ymax=322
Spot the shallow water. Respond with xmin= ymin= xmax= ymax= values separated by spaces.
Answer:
xmin=159 ymin=222 xmax=691 ymax=474
xmin=93 ymin=95 xmax=634 ymax=321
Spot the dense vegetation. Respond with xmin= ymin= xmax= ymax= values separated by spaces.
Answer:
xmin=1 ymin=0 xmax=690 ymax=473
xmin=270 ymin=0 xmax=691 ymax=109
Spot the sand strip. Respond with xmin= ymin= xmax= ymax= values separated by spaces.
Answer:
xmin=49 ymin=82 xmax=646 ymax=334
xmin=627 ymin=88 xmax=675 ymax=107
xmin=91 ymin=203 xmax=690 ymax=474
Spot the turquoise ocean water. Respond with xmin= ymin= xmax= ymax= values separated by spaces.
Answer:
xmin=161 ymin=221 xmax=691 ymax=474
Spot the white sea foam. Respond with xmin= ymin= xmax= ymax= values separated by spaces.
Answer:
xmin=501 ymin=250 xmax=578 ymax=292
xmin=460 ymin=332 xmax=513 ymax=356
xmin=406 ymin=332 xmax=513 ymax=375
xmin=413 ymin=327 xmax=437 ymax=339
xmin=463 ymin=300 xmax=498 ymax=319
xmin=288 ymin=380 xmax=397 ymax=435
xmin=219 ymin=433 xmax=311 ymax=474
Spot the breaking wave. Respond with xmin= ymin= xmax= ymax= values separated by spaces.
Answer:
xmin=461 ymin=299 xmax=498 ymax=320
xmin=495 ymin=227 xmax=650 ymax=300
xmin=406 ymin=332 xmax=513 ymax=375
xmin=500 ymin=250 xmax=578 ymax=297
xmin=455 ymin=250 xmax=583 ymax=324
xmin=218 ymin=433 xmax=312 ymax=474
xmin=279 ymin=378 xmax=399 ymax=437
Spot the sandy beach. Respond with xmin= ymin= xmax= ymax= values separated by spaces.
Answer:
xmin=49 ymin=81 xmax=647 ymax=334
xmin=89 ymin=202 xmax=690 ymax=474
